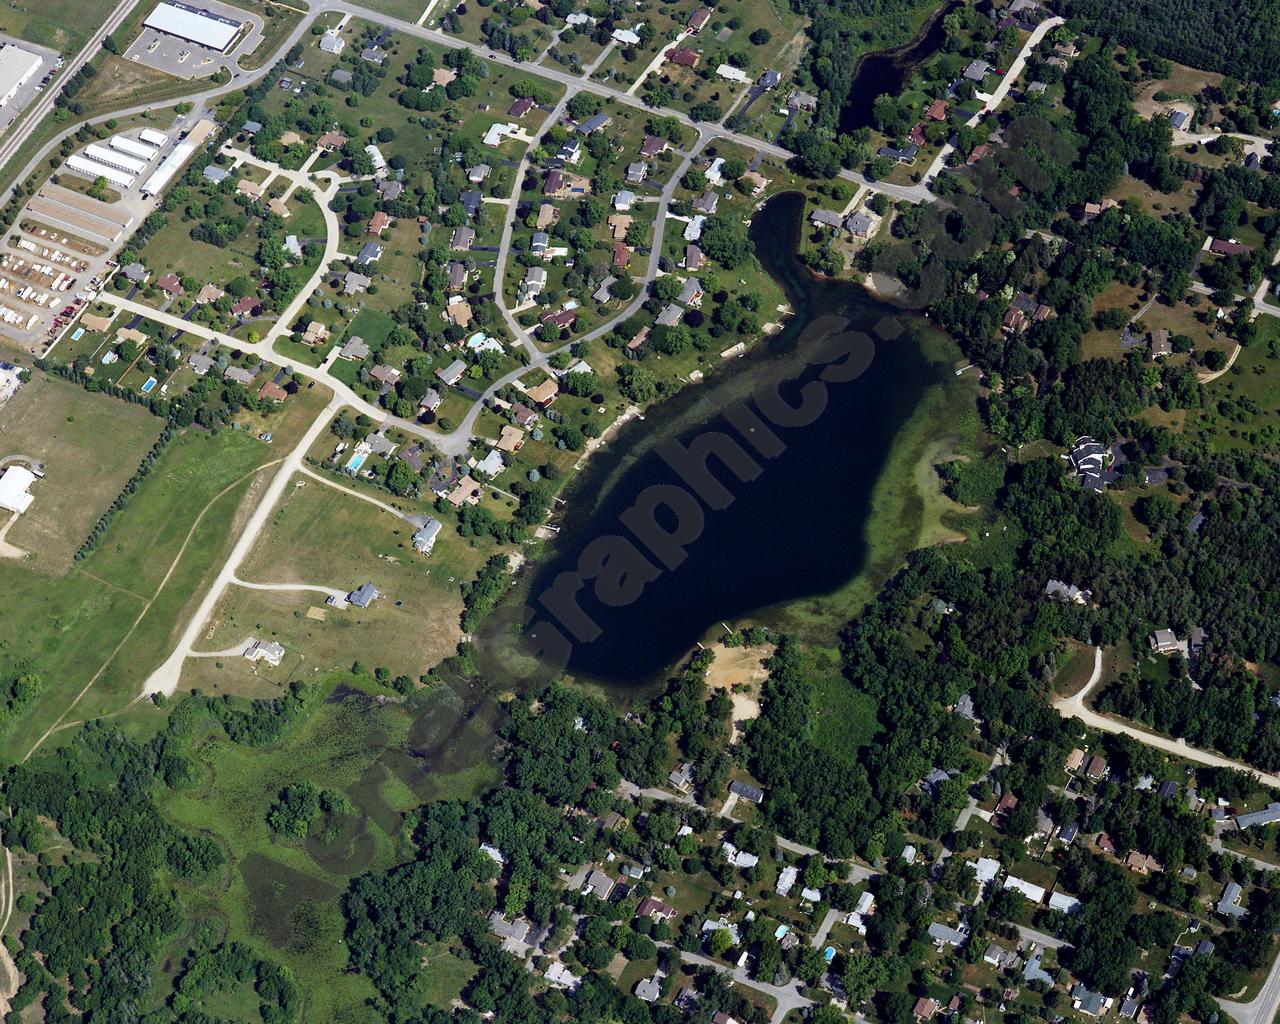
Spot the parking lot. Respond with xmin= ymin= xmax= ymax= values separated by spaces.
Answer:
xmin=0 ymin=35 xmax=61 ymax=138
xmin=123 ymin=1 xmax=265 ymax=81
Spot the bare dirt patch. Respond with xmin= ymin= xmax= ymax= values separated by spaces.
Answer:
xmin=704 ymin=641 xmax=772 ymax=742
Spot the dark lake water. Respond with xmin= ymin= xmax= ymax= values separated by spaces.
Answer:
xmin=485 ymin=191 xmax=944 ymax=686
xmin=839 ymin=0 xmax=961 ymax=133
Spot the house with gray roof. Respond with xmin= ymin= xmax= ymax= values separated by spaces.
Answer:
xmin=1237 ymin=802 xmax=1280 ymax=830
xmin=1218 ymin=881 xmax=1248 ymax=918
xmin=927 ymin=922 xmax=969 ymax=948
xmin=413 ymin=518 xmax=443 ymax=554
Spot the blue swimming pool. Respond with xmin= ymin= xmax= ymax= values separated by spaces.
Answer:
xmin=346 ymin=452 xmax=367 ymax=472
xmin=140 ymin=377 xmax=157 ymax=394
xmin=70 ymin=327 xmax=84 ymax=341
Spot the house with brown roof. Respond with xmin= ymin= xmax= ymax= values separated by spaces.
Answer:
xmin=1210 ymin=238 xmax=1254 ymax=256
xmin=231 ymin=296 xmax=261 ymax=318
xmin=497 ymin=425 xmax=525 ymax=453
xmin=317 ymin=131 xmax=347 ymax=151
xmin=613 ymin=242 xmax=631 ymax=268
xmin=1084 ymin=755 xmax=1108 ymax=781
xmin=446 ymin=475 xmax=484 ymax=506
xmin=636 ymin=896 xmax=676 ymax=922
xmin=666 ymin=46 xmax=701 ymax=68
xmin=925 ymin=99 xmax=949 ymax=121
xmin=608 ymin=213 xmax=632 ymax=240
xmin=526 ymin=377 xmax=560 ymax=407
xmin=195 ymin=283 xmax=224 ymax=305
xmin=157 ymin=273 xmax=184 ymax=296
xmin=302 ymin=321 xmax=330 ymax=346
xmin=368 ymin=211 xmax=391 ymax=235
xmin=509 ymin=96 xmax=535 ymax=117
xmin=258 ymin=380 xmax=288 ymax=402
xmin=236 ymin=179 xmax=264 ymax=201
xmin=913 ymin=998 xmax=939 ymax=1020
xmin=540 ymin=309 xmax=577 ymax=329
xmin=687 ymin=7 xmax=710 ymax=31
xmin=640 ymin=135 xmax=669 ymax=159
xmin=446 ymin=300 xmax=474 ymax=327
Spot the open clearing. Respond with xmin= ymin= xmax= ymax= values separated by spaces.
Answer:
xmin=0 ymin=373 xmax=164 ymax=574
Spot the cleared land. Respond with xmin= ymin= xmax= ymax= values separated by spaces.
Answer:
xmin=0 ymin=373 xmax=164 ymax=574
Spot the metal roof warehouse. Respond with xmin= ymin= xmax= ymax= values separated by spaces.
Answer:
xmin=144 ymin=2 xmax=244 ymax=53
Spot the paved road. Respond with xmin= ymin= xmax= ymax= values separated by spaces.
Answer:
xmin=1053 ymin=647 xmax=1280 ymax=788
xmin=141 ymin=394 xmax=342 ymax=695
xmin=1016 ymin=924 xmax=1067 ymax=951
xmin=922 ymin=17 xmax=1064 ymax=184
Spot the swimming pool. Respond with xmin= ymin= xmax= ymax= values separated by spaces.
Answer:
xmin=70 ymin=327 xmax=84 ymax=341
xmin=346 ymin=452 xmax=367 ymax=472
xmin=140 ymin=377 xmax=157 ymax=394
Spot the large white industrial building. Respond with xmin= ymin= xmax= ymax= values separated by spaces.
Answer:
xmin=0 ymin=46 xmax=41 ymax=108
xmin=139 ymin=128 xmax=170 ymax=148
xmin=140 ymin=118 xmax=215 ymax=197
xmin=109 ymin=136 xmax=157 ymax=162
xmin=0 ymin=465 xmax=36 ymax=515
xmin=83 ymin=143 xmax=147 ymax=176
xmin=143 ymin=2 xmax=245 ymax=53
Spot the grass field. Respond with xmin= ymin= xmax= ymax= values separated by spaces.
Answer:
xmin=0 ymin=0 xmax=116 ymax=53
xmin=191 ymin=473 xmax=483 ymax=686
xmin=804 ymin=646 xmax=882 ymax=763
xmin=0 ymin=373 xmax=164 ymax=574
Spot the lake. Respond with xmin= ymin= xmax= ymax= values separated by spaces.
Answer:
xmin=839 ymin=0 xmax=962 ymax=133
xmin=480 ymin=191 xmax=947 ymax=686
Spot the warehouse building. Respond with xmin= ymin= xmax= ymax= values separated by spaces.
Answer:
xmin=0 ymin=46 xmax=41 ymax=108
xmin=109 ymin=135 xmax=157 ymax=162
xmin=139 ymin=128 xmax=170 ymax=148
xmin=140 ymin=117 xmax=215 ymax=197
xmin=143 ymin=2 xmax=245 ymax=53
xmin=82 ymin=143 xmax=147 ymax=176
xmin=65 ymin=155 xmax=134 ymax=190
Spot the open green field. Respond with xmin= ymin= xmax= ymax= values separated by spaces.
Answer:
xmin=0 ymin=0 xmax=116 ymax=53
xmin=0 ymin=373 xmax=164 ymax=573
xmin=0 ymin=383 xmax=331 ymax=762
xmin=1180 ymin=315 xmax=1280 ymax=452
xmin=804 ymin=646 xmax=882 ymax=762
xmin=190 ymin=472 xmax=485 ymax=686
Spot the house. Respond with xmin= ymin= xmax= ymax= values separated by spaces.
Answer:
xmin=1084 ymin=754 xmax=1108 ymax=780
xmin=966 ymin=144 xmax=991 ymax=166
xmin=302 ymin=321 xmax=330 ymax=346
xmin=496 ymin=425 xmax=525 ymax=454
xmin=669 ymin=762 xmax=695 ymax=792
xmin=368 ymin=211 xmax=390 ymax=235
xmin=580 ymin=113 xmax=612 ymax=134
xmin=636 ymin=896 xmax=676 ymax=922
xmin=318 ymin=131 xmax=347 ymax=151
xmin=1237 ymin=802 xmax=1280 ymax=829
xmin=437 ymin=359 xmax=468 ymax=386
xmin=445 ymin=299 xmax=473 ymax=327
xmin=203 ymin=165 xmax=229 ymax=185
xmin=357 ymin=241 xmax=383 ymax=266
xmin=1210 ymin=238 xmax=1254 ymax=256
xmin=592 ymin=276 xmax=616 ymax=303
xmin=626 ymin=162 xmax=648 ymax=185
xmin=635 ymin=975 xmax=663 ymax=1003
xmin=195 ymin=283 xmax=224 ymax=305
xmin=339 ymin=336 xmax=370 ymax=361
xmin=729 ymin=780 xmax=764 ymax=804
xmin=488 ymin=911 xmax=530 ymax=944
xmin=512 ymin=403 xmax=537 ymax=427
xmin=720 ymin=841 xmax=758 ymax=869
xmin=557 ymin=138 xmax=582 ymax=164
xmin=520 ymin=266 xmax=547 ymax=302
xmin=526 ymin=377 xmax=560 ymax=407
xmin=717 ymin=63 xmax=750 ymax=84
xmin=1218 ymin=881 xmax=1248 ymax=918
xmin=1068 ymin=435 xmax=1113 ymax=490
xmin=656 ymin=304 xmax=683 ymax=327
xmin=257 ymin=379 xmax=289 ymax=403
xmin=468 ymin=163 xmax=491 ymax=184
xmin=446 ymin=476 xmax=483 ymax=507
xmin=157 ymin=273 xmax=184 ymax=296
xmin=1149 ymin=330 xmax=1173 ymax=358
xmin=345 ymin=581 xmax=381 ymax=608
xmin=1148 ymin=628 xmax=1181 ymax=654
xmin=1003 ymin=875 xmax=1047 ymax=903
xmin=419 ymin=388 xmax=442 ymax=414
xmin=230 ymin=295 xmax=262 ymax=317
xmin=236 ymin=636 xmax=285 ymax=668
xmin=319 ymin=31 xmax=344 ymax=54
xmin=684 ymin=244 xmax=705 ymax=270
xmin=684 ymin=215 xmax=706 ymax=241
xmin=788 ymin=90 xmax=818 ymax=111
xmin=1024 ymin=951 xmax=1054 ymax=987
xmin=614 ymin=190 xmax=636 ymax=211
xmin=914 ymin=997 xmax=939 ymax=1020
xmin=1125 ymin=851 xmax=1163 ymax=875
xmin=540 ymin=308 xmax=577 ymax=329
xmin=368 ymin=365 xmax=401 ymax=388
xmin=608 ymin=214 xmax=632 ymax=241
xmin=964 ymin=59 xmax=991 ymax=82
xmin=451 ymin=226 xmax=475 ymax=251
xmin=343 ymin=271 xmax=372 ymax=295
xmin=925 ymin=99 xmax=949 ymax=121
xmin=1045 ymin=579 xmax=1089 ymax=604
xmin=361 ymin=45 xmax=386 ymax=64
xmin=584 ymin=869 xmax=616 ymax=899
xmin=640 ymin=135 xmax=669 ymax=159
xmin=846 ymin=212 xmax=875 ymax=237
xmin=776 ymin=864 xmax=799 ymax=897
xmin=666 ymin=46 xmax=700 ymax=68
xmin=927 ymin=922 xmax=969 ymax=948
xmin=223 ymin=365 xmax=255 ymax=386
xmin=693 ymin=189 xmax=719 ymax=214
xmin=612 ymin=27 xmax=641 ymax=45
xmin=687 ymin=6 xmax=711 ymax=31
xmin=122 ymin=262 xmax=149 ymax=283
xmin=1073 ymin=984 xmax=1106 ymax=1017
xmin=509 ymin=96 xmax=535 ymax=117
xmin=241 ymin=120 xmax=263 ymax=136
xmin=482 ymin=122 xmax=519 ymax=147
xmin=531 ymin=231 xmax=549 ymax=257
xmin=995 ymin=792 xmax=1018 ymax=817
xmin=545 ymin=962 xmax=580 ymax=991
xmin=969 ymin=857 xmax=1000 ymax=884
xmin=878 ymin=143 xmax=919 ymax=164
xmin=810 ymin=208 xmax=844 ymax=229
xmin=1168 ymin=109 xmax=1192 ymax=131
xmin=537 ymin=203 xmax=559 ymax=230
xmin=984 ymin=944 xmax=1018 ymax=969
xmin=474 ymin=450 xmax=505 ymax=479
xmin=677 ymin=277 xmax=704 ymax=306
xmin=447 ymin=261 xmax=468 ymax=290
xmin=759 ymin=69 xmax=782 ymax=90
xmin=364 ymin=145 xmax=387 ymax=175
